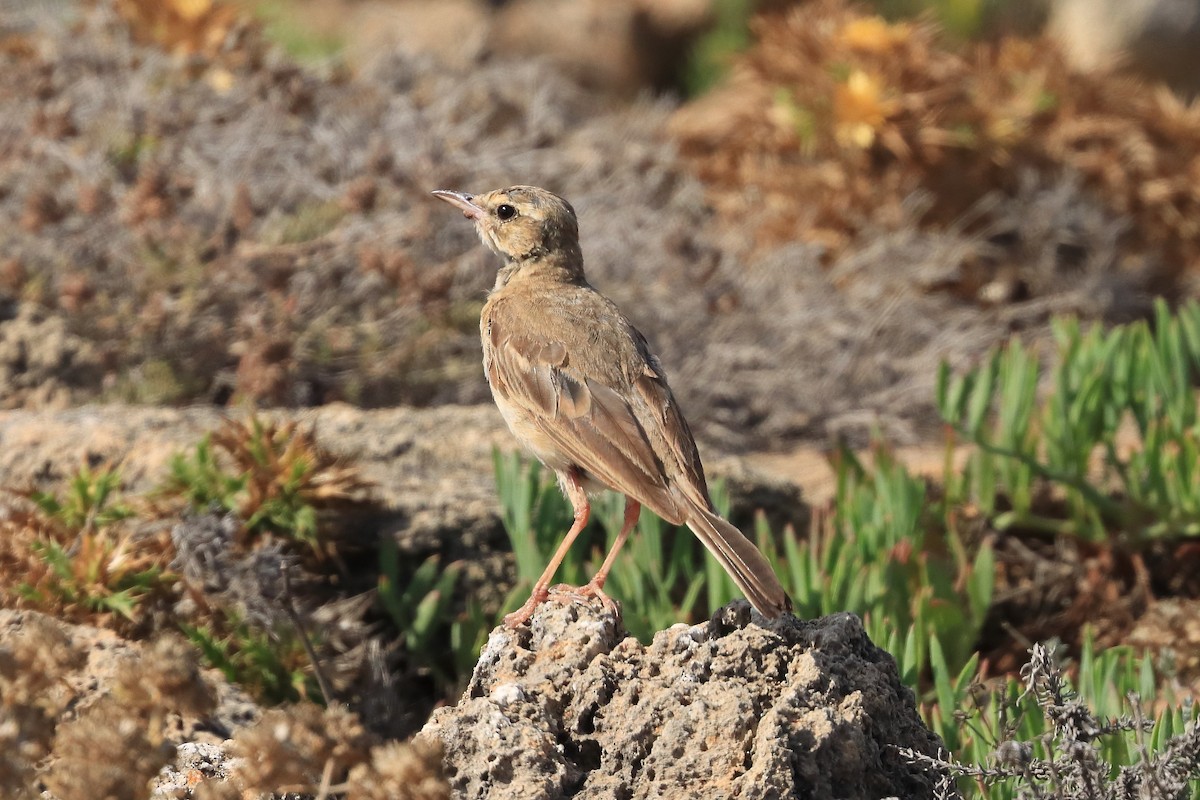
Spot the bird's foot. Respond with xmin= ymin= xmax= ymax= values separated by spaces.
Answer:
xmin=503 ymin=585 xmax=550 ymax=628
xmin=548 ymin=581 xmax=620 ymax=616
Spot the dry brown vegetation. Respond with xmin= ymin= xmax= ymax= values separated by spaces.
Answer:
xmin=673 ymin=0 xmax=1200 ymax=277
xmin=188 ymin=703 xmax=448 ymax=799
xmin=0 ymin=477 xmax=176 ymax=636
xmin=111 ymin=0 xmax=246 ymax=58
xmin=0 ymin=618 xmax=213 ymax=800
xmin=0 ymin=616 xmax=82 ymax=799
xmin=0 ymin=611 xmax=448 ymax=799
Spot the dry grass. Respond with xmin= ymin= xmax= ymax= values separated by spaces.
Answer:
xmin=230 ymin=702 xmax=375 ymax=793
xmin=344 ymin=738 xmax=450 ymax=800
xmin=43 ymin=638 xmax=215 ymax=800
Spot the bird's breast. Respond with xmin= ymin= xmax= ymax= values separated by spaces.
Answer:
xmin=490 ymin=387 xmax=575 ymax=473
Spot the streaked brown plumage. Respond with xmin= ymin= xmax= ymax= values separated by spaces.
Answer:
xmin=432 ymin=185 xmax=790 ymax=626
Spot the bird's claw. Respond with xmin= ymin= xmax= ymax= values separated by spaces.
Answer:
xmin=547 ymin=582 xmax=620 ymax=616
xmin=503 ymin=585 xmax=550 ymax=628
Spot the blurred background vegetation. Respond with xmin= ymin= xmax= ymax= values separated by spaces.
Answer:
xmin=3 ymin=0 xmax=1200 ymax=796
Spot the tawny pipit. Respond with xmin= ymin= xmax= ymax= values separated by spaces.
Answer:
xmin=433 ymin=185 xmax=790 ymax=627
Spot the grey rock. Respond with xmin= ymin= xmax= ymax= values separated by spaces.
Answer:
xmin=422 ymin=600 xmax=947 ymax=800
xmin=152 ymin=741 xmax=232 ymax=798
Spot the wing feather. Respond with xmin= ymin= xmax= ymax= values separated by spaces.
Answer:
xmin=632 ymin=365 xmax=711 ymax=510
xmin=487 ymin=317 xmax=686 ymax=523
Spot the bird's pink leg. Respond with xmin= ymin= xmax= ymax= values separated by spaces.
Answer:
xmin=503 ymin=469 xmax=591 ymax=628
xmin=570 ymin=498 xmax=640 ymax=614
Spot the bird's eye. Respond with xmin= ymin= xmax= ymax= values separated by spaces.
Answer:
xmin=496 ymin=204 xmax=517 ymax=221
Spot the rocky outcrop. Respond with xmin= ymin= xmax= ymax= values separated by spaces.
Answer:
xmin=422 ymin=600 xmax=947 ymax=800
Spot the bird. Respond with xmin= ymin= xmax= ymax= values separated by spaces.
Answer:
xmin=432 ymin=185 xmax=791 ymax=627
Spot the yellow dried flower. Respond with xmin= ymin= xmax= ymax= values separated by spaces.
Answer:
xmin=834 ymin=70 xmax=896 ymax=149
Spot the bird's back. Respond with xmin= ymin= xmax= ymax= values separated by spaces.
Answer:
xmin=500 ymin=279 xmax=643 ymax=363
xmin=481 ymin=276 xmax=712 ymax=521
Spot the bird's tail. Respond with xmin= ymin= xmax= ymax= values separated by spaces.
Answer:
xmin=686 ymin=505 xmax=791 ymax=618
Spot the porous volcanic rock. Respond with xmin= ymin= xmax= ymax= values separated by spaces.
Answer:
xmin=422 ymin=600 xmax=947 ymax=799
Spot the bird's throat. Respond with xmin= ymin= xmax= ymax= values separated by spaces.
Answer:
xmin=493 ymin=247 xmax=586 ymax=291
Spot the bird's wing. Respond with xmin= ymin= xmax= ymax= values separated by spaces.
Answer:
xmin=487 ymin=305 xmax=791 ymax=618
xmin=486 ymin=315 xmax=703 ymax=523
xmin=625 ymin=338 xmax=713 ymax=510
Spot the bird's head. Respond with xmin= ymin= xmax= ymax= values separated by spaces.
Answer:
xmin=432 ymin=185 xmax=583 ymax=280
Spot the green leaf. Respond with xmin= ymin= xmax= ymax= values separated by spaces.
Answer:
xmin=967 ymin=541 xmax=995 ymax=628
xmin=965 ymin=350 xmax=998 ymax=436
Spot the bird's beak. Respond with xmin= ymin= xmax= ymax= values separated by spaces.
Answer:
xmin=431 ymin=190 xmax=485 ymax=221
